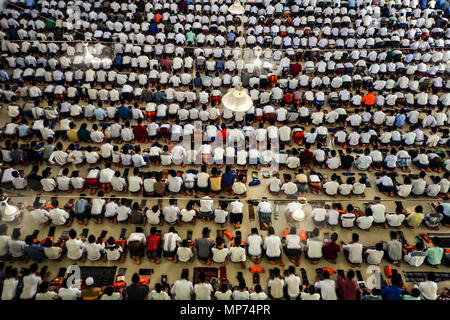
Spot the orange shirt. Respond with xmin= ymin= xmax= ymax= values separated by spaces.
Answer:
xmin=155 ymin=13 xmax=162 ymax=23
xmin=362 ymin=93 xmax=376 ymax=105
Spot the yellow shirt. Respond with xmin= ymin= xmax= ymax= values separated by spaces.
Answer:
xmin=406 ymin=212 xmax=424 ymax=227
xmin=295 ymin=174 xmax=308 ymax=183
xmin=81 ymin=287 xmax=102 ymax=300
xmin=210 ymin=176 xmax=222 ymax=192
xmin=67 ymin=129 xmax=79 ymax=142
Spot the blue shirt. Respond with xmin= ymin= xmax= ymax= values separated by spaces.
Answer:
xmin=117 ymin=106 xmax=131 ymax=120
xmin=16 ymin=57 xmax=25 ymax=68
xmin=394 ymin=114 xmax=406 ymax=127
xmin=75 ymin=199 xmax=89 ymax=215
xmin=227 ymin=32 xmax=236 ymax=41
xmin=216 ymin=60 xmax=224 ymax=70
xmin=194 ymin=77 xmax=203 ymax=87
xmin=149 ymin=24 xmax=158 ymax=35
xmin=94 ymin=108 xmax=107 ymax=121
xmin=154 ymin=92 xmax=165 ymax=103
xmin=18 ymin=125 xmax=30 ymax=137
xmin=24 ymin=244 xmax=45 ymax=261
xmin=222 ymin=171 xmax=237 ymax=186
xmin=0 ymin=70 xmax=9 ymax=82
xmin=381 ymin=286 xmax=402 ymax=300
xmin=113 ymin=56 xmax=123 ymax=67
xmin=442 ymin=203 xmax=450 ymax=217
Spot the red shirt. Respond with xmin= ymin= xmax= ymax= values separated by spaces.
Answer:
xmin=133 ymin=125 xmax=148 ymax=140
xmin=146 ymin=234 xmax=162 ymax=252
xmin=299 ymin=150 xmax=313 ymax=165
xmin=161 ymin=59 xmax=171 ymax=71
xmin=218 ymin=129 xmax=228 ymax=141
xmin=322 ymin=242 xmax=340 ymax=260
xmin=283 ymin=93 xmax=293 ymax=103
xmin=290 ymin=63 xmax=302 ymax=76
xmin=155 ymin=13 xmax=163 ymax=23
xmin=337 ymin=278 xmax=358 ymax=300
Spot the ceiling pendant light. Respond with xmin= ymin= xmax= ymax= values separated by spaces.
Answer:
xmin=222 ymin=86 xmax=253 ymax=113
xmin=0 ymin=197 xmax=18 ymax=218
xmin=228 ymin=0 xmax=245 ymax=15
xmin=223 ymin=0 xmax=253 ymax=113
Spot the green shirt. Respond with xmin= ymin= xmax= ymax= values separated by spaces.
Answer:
xmin=186 ymin=31 xmax=196 ymax=43
xmin=401 ymin=295 xmax=420 ymax=300
xmin=425 ymin=247 xmax=444 ymax=265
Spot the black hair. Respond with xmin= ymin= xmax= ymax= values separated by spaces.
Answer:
xmin=132 ymin=273 xmax=140 ymax=285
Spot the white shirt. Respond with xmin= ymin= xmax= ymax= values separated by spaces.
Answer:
xmin=247 ymin=234 xmax=263 ymax=257
xmin=230 ymin=246 xmax=246 ymax=262
xmin=48 ymin=208 xmax=69 ymax=225
xmin=194 ymin=283 xmax=213 ymax=300
xmin=386 ymin=214 xmax=406 ymax=227
xmin=371 ymin=204 xmax=386 ymax=223
xmin=356 ymin=216 xmax=374 ymax=230
xmin=306 ymin=238 xmax=323 ymax=259
xmin=1 ymin=278 xmax=19 ymax=300
xmin=65 ymin=238 xmax=85 ymax=260
xmin=263 ymin=235 xmax=281 ymax=258
xmin=312 ymin=208 xmax=326 ymax=222
xmin=417 ymin=281 xmax=438 ymax=300
xmin=163 ymin=232 xmax=181 ymax=252
xmin=315 ymin=279 xmax=337 ymax=300
xmin=171 ymin=279 xmax=194 ymax=300
xmin=177 ymin=247 xmax=193 ymax=262
xmin=323 ymin=181 xmax=339 ymax=195
xmin=58 ymin=287 xmax=82 ymax=300
xmin=85 ymin=242 xmax=104 ymax=261
xmin=268 ymin=278 xmax=284 ymax=299
xmin=20 ymin=273 xmax=42 ymax=299
xmin=212 ymin=247 xmax=229 ymax=263
xmin=366 ymin=249 xmax=384 ymax=265
xmin=30 ymin=209 xmax=50 ymax=224
xmin=342 ymin=243 xmax=363 ymax=264
xmin=285 ymin=274 xmax=301 ymax=299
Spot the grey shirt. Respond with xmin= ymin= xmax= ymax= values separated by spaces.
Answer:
xmin=384 ymin=240 xmax=403 ymax=262
xmin=195 ymin=237 xmax=213 ymax=260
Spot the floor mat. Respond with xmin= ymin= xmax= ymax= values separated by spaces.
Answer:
xmin=193 ymin=267 xmax=218 ymax=285
xmin=80 ymin=266 xmax=117 ymax=286
xmin=403 ymin=272 xmax=450 ymax=283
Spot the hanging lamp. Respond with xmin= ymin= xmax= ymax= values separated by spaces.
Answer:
xmin=222 ymin=0 xmax=253 ymax=113
xmin=228 ymin=0 xmax=245 ymax=15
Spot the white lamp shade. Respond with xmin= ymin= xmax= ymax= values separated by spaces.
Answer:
xmin=222 ymin=87 xmax=253 ymax=113
xmin=1 ymin=198 xmax=17 ymax=217
xmin=228 ymin=1 xmax=245 ymax=15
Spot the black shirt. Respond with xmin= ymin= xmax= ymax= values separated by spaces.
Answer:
xmin=341 ymin=155 xmax=355 ymax=170
xmin=124 ymin=284 xmax=149 ymax=300
xmin=26 ymin=149 xmax=41 ymax=163
xmin=27 ymin=173 xmax=43 ymax=191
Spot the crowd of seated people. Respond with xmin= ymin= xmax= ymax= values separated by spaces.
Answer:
xmin=0 ymin=0 xmax=449 ymax=301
